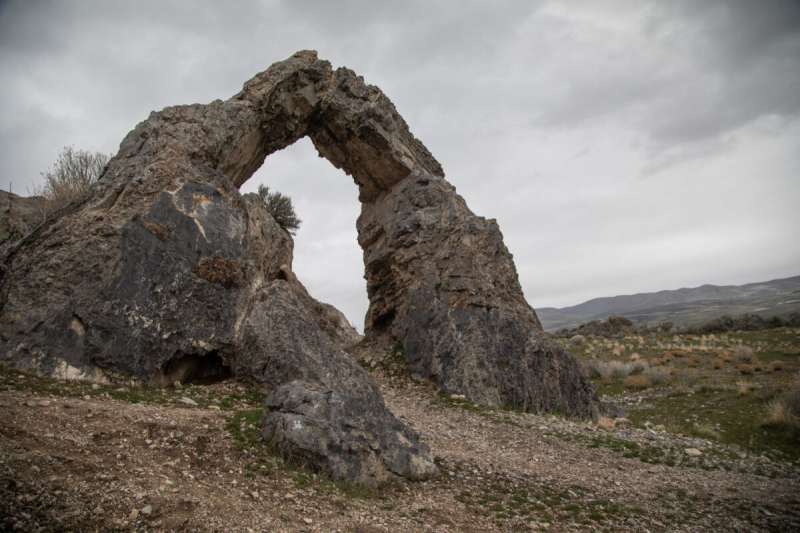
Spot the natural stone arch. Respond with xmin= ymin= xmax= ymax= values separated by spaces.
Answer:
xmin=0 ymin=51 xmax=596 ymax=484
xmin=221 ymin=51 xmax=595 ymax=414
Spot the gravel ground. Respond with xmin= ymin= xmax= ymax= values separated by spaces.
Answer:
xmin=1 ymin=367 xmax=798 ymax=532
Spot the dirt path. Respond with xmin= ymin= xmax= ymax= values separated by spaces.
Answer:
xmin=1 ymin=369 xmax=798 ymax=531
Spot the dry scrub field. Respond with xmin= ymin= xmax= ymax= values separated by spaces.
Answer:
xmin=568 ymin=327 xmax=800 ymax=465
xmin=1 ymin=327 xmax=799 ymax=532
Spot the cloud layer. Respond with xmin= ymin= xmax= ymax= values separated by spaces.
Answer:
xmin=2 ymin=0 xmax=798 ymax=327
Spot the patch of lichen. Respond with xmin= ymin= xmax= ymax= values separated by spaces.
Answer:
xmin=141 ymin=219 xmax=171 ymax=240
xmin=193 ymin=256 xmax=243 ymax=288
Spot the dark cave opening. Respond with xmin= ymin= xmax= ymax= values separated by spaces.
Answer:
xmin=161 ymin=351 xmax=232 ymax=385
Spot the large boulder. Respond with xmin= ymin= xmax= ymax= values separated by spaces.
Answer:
xmin=1 ymin=50 xmax=597 ymax=481
xmin=240 ymin=281 xmax=434 ymax=484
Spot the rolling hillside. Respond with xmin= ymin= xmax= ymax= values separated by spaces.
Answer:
xmin=537 ymin=275 xmax=800 ymax=331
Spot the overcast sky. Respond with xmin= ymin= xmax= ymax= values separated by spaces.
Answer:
xmin=1 ymin=0 xmax=799 ymax=328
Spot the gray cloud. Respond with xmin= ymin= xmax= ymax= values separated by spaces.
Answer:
xmin=1 ymin=0 xmax=798 ymax=327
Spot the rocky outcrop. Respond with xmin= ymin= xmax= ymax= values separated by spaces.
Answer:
xmin=0 ymin=180 xmax=433 ymax=484
xmin=357 ymin=175 xmax=596 ymax=416
xmin=0 ymin=191 xmax=45 ymax=256
xmin=1 ymin=50 xmax=596 ymax=482
xmin=240 ymin=281 xmax=433 ymax=484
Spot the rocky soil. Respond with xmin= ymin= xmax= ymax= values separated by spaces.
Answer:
xmin=2 ymin=364 xmax=798 ymax=532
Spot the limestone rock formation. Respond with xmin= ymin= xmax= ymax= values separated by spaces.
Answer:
xmin=0 ymin=191 xmax=45 ymax=257
xmin=0 ymin=50 xmax=597 ymax=482
xmin=358 ymin=175 xmax=596 ymax=416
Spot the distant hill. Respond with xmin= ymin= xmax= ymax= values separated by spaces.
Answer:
xmin=537 ymin=275 xmax=800 ymax=331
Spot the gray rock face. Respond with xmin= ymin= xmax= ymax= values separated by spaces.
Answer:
xmin=1 ymin=50 xmax=596 ymax=481
xmin=0 ymin=191 xmax=45 ymax=257
xmin=358 ymin=175 xmax=597 ymax=417
xmin=241 ymin=281 xmax=434 ymax=484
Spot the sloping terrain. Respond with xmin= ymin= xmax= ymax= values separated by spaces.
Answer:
xmin=0 ymin=191 xmax=44 ymax=245
xmin=2 ymin=354 xmax=798 ymax=532
xmin=539 ymin=275 xmax=800 ymax=331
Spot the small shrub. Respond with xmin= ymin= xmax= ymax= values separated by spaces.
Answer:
xmin=623 ymin=374 xmax=651 ymax=389
xmin=766 ymin=400 xmax=796 ymax=428
xmin=764 ymin=384 xmax=800 ymax=431
xmin=732 ymin=345 xmax=754 ymax=363
xmin=643 ymin=366 xmax=670 ymax=385
xmin=569 ymin=334 xmax=586 ymax=346
xmin=629 ymin=360 xmax=649 ymax=375
xmin=712 ymin=358 xmax=724 ymax=370
xmin=37 ymin=146 xmax=109 ymax=213
xmin=596 ymin=416 xmax=615 ymax=430
xmin=736 ymin=380 xmax=756 ymax=396
xmin=589 ymin=360 xmax=633 ymax=381
xmin=785 ymin=383 xmax=800 ymax=416
xmin=693 ymin=422 xmax=721 ymax=440
xmin=736 ymin=364 xmax=754 ymax=375
xmin=768 ymin=360 xmax=785 ymax=372
xmin=257 ymin=184 xmax=301 ymax=234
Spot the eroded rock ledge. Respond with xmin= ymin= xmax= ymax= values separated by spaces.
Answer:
xmin=0 ymin=51 xmax=596 ymax=484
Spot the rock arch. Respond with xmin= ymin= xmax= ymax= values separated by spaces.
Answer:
xmin=0 ymin=51 xmax=596 ymax=484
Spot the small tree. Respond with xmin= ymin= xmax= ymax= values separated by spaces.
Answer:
xmin=39 ymin=146 xmax=109 ymax=211
xmin=257 ymin=184 xmax=301 ymax=235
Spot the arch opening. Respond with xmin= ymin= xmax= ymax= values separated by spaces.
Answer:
xmin=242 ymin=137 xmax=367 ymax=332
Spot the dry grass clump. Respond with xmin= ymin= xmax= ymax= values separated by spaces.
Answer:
xmin=643 ymin=365 xmax=671 ymax=385
xmin=736 ymin=364 xmax=754 ymax=375
xmin=693 ymin=422 xmax=721 ymax=440
xmin=569 ymin=334 xmax=586 ymax=346
xmin=765 ymin=383 xmax=800 ymax=430
xmin=588 ymin=360 xmax=633 ymax=381
xmin=768 ymin=360 xmax=785 ymax=372
xmin=712 ymin=358 xmax=725 ymax=370
xmin=596 ymin=416 xmax=616 ymax=430
xmin=623 ymin=374 xmax=652 ymax=389
xmin=736 ymin=380 xmax=756 ymax=396
xmin=732 ymin=345 xmax=755 ymax=363
xmin=629 ymin=360 xmax=649 ymax=374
